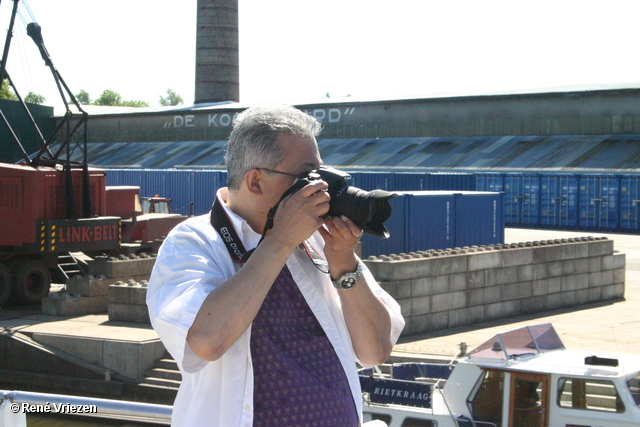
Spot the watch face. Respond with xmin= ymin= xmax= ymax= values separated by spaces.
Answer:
xmin=332 ymin=262 xmax=363 ymax=290
xmin=339 ymin=276 xmax=357 ymax=289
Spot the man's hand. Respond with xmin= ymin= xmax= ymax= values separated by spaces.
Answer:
xmin=269 ymin=180 xmax=330 ymax=248
xmin=319 ymin=215 xmax=363 ymax=278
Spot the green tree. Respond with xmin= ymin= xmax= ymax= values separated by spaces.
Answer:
xmin=95 ymin=89 xmax=122 ymax=106
xmin=0 ymin=79 xmax=17 ymax=100
xmin=94 ymin=89 xmax=149 ymax=107
xmin=24 ymin=91 xmax=45 ymax=104
xmin=159 ymin=89 xmax=183 ymax=106
xmin=121 ymin=99 xmax=150 ymax=108
xmin=75 ymin=89 xmax=91 ymax=105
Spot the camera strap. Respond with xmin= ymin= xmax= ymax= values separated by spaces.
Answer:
xmin=210 ymin=187 xmax=329 ymax=273
xmin=210 ymin=196 xmax=255 ymax=263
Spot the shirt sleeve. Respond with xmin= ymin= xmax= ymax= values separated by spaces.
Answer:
xmin=362 ymin=264 xmax=405 ymax=351
xmin=146 ymin=217 xmax=233 ymax=373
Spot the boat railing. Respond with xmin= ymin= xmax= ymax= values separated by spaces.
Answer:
xmin=0 ymin=390 xmax=172 ymax=426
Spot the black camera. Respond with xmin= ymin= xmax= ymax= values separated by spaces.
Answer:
xmin=287 ymin=166 xmax=396 ymax=239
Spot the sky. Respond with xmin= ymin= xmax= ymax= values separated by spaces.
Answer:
xmin=3 ymin=0 xmax=640 ymax=108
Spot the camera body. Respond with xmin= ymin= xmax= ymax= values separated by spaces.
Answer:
xmin=289 ymin=166 xmax=396 ymax=239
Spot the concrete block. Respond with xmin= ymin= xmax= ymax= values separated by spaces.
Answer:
xmin=547 ymin=261 xmax=563 ymax=277
xmin=560 ymin=291 xmax=576 ymax=307
xmin=601 ymin=270 xmax=614 ymax=286
xmin=547 ymin=277 xmax=562 ymax=294
xmin=42 ymin=293 xmax=108 ymax=316
xmin=517 ymin=265 xmax=534 ymax=282
xmin=66 ymin=275 xmax=112 ymax=297
xmin=466 ymin=270 xmax=485 ymax=288
xmin=532 ymin=279 xmax=549 ymax=297
xmin=108 ymin=284 xmax=148 ymax=305
xmin=485 ymin=300 xmax=519 ymax=320
xmin=602 ymin=253 xmax=626 ymax=271
xmin=532 ymin=263 xmax=547 ymax=280
xmin=588 ymin=256 xmax=603 ymax=273
xmin=588 ymin=239 xmax=614 ymax=257
xmin=424 ymin=312 xmax=449 ymax=333
xmin=400 ymin=317 xmax=412 ymax=337
xmin=574 ymin=289 xmax=591 ymax=306
xmin=102 ymin=339 xmax=166 ymax=379
xmin=546 ymin=294 xmax=564 ymax=311
xmin=495 ymin=266 xmax=518 ymax=285
xmin=587 ymin=286 xmax=602 ymax=303
xmin=501 ymin=247 xmax=533 ymax=267
xmin=533 ymin=245 xmax=563 ymax=263
xmin=484 ymin=269 xmax=497 ymax=287
xmin=561 ymin=275 xmax=579 ymax=292
xmin=379 ymin=281 xmax=399 ymax=299
xmin=519 ymin=296 xmax=546 ymax=314
xmin=468 ymin=288 xmax=484 ymax=307
xmin=588 ymin=271 xmax=605 ymax=288
xmin=450 ymin=273 xmax=467 ymax=292
xmin=397 ymin=298 xmax=412 ymax=318
xmin=562 ymin=242 xmax=589 ymax=260
xmin=574 ymin=258 xmax=590 ymax=274
xmin=431 ymin=274 xmax=450 ymax=295
xmin=409 ymin=278 xmax=426 ymax=298
xmin=33 ymin=334 xmax=104 ymax=366
xmin=501 ymin=281 xmax=533 ymax=301
xmin=431 ymin=291 xmax=466 ymax=313
xmin=30 ymin=330 xmax=167 ymax=380
xmin=484 ymin=285 xmax=501 ymax=304
xmin=404 ymin=314 xmax=428 ymax=335
xmin=431 ymin=256 xmax=468 ymax=277
xmin=601 ymin=283 xmax=625 ymax=300
xmin=573 ymin=273 xmax=589 ymax=290
xmin=89 ymin=257 xmax=155 ymax=279
xmin=468 ymin=251 xmax=501 ymax=271
xmin=448 ymin=308 xmax=472 ymax=328
xmin=561 ymin=260 xmax=576 ymax=276
xmin=467 ymin=305 xmax=485 ymax=324
xmin=411 ymin=296 xmax=431 ymax=316
xmin=613 ymin=268 xmax=626 ymax=284
xmin=108 ymin=303 xmax=150 ymax=324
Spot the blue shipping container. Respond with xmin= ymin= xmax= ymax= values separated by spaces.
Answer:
xmin=578 ymin=175 xmax=620 ymax=230
xmin=360 ymin=191 xmax=505 ymax=258
xmin=539 ymin=174 xmax=579 ymax=228
xmin=619 ymin=175 xmax=640 ymax=231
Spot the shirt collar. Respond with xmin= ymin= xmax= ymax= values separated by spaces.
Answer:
xmin=216 ymin=188 xmax=262 ymax=250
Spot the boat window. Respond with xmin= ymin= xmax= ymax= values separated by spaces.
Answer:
xmin=628 ymin=374 xmax=640 ymax=407
xmin=557 ymin=378 xmax=625 ymax=413
xmin=468 ymin=323 xmax=564 ymax=360
xmin=469 ymin=370 xmax=504 ymax=427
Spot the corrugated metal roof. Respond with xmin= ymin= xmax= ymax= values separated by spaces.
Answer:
xmin=64 ymin=134 xmax=640 ymax=173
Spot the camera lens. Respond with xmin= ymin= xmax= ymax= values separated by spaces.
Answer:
xmin=328 ymin=186 xmax=395 ymax=239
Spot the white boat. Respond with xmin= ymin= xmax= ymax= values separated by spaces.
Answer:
xmin=361 ymin=323 xmax=640 ymax=427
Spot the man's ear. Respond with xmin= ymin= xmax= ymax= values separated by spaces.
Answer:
xmin=244 ymin=169 xmax=263 ymax=195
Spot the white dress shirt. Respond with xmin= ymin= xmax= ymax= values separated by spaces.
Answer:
xmin=147 ymin=188 xmax=405 ymax=427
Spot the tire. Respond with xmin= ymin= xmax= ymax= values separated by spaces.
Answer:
xmin=0 ymin=262 xmax=12 ymax=307
xmin=8 ymin=258 xmax=51 ymax=305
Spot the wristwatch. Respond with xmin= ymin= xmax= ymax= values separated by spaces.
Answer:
xmin=331 ymin=261 xmax=364 ymax=290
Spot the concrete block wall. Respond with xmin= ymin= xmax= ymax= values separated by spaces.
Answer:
xmin=364 ymin=237 xmax=625 ymax=336
xmin=42 ymin=254 xmax=156 ymax=317
xmin=108 ymin=281 xmax=150 ymax=323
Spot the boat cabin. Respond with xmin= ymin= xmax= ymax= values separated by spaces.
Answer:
xmin=361 ymin=324 xmax=640 ymax=427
